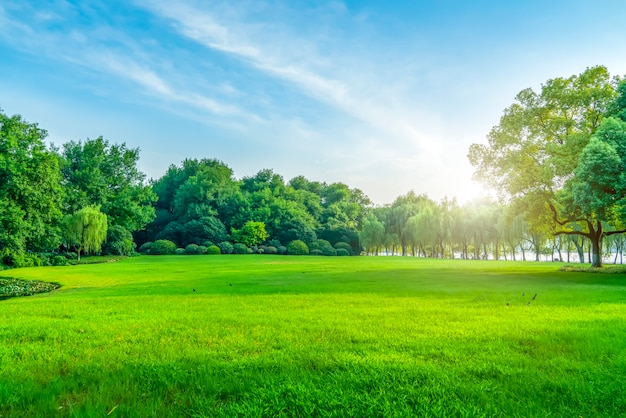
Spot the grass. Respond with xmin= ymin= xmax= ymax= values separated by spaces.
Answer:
xmin=0 ymin=256 xmax=625 ymax=417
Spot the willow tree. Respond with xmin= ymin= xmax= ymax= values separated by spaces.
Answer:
xmin=63 ymin=206 xmax=108 ymax=260
xmin=469 ymin=66 xmax=624 ymax=267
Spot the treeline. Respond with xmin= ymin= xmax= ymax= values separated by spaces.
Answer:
xmin=2 ymin=65 xmax=626 ymax=268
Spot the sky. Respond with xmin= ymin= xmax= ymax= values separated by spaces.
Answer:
xmin=1 ymin=1 xmax=625 ymax=205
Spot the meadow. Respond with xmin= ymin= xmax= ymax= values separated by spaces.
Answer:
xmin=0 ymin=256 xmax=625 ymax=417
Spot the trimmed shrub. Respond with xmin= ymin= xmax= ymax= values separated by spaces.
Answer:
xmin=185 ymin=244 xmax=203 ymax=255
xmin=103 ymin=225 xmax=135 ymax=256
xmin=334 ymin=241 xmax=353 ymax=255
xmin=202 ymin=241 xmax=215 ymax=248
xmin=264 ymin=246 xmax=278 ymax=255
xmin=175 ymin=248 xmax=186 ymax=255
xmin=233 ymin=243 xmax=248 ymax=254
xmin=336 ymin=248 xmax=350 ymax=256
xmin=257 ymin=248 xmax=265 ymax=254
xmin=198 ymin=246 xmax=208 ymax=254
xmin=206 ymin=245 xmax=221 ymax=255
xmin=310 ymin=249 xmax=323 ymax=256
xmin=218 ymin=241 xmax=234 ymax=254
xmin=150 ymin=240 xmax=177 ymax=255
xmin=278 ymin=246 xmax=287 ymax=255
xmin=287 ymin=240 xmax=309 ymax=255
xmin=247 ymin=248 xmax=254 ymax=254
xmin=321 ymin=246 xmax=337 ymax=256
xmin=138 ymin=242 xmax=153 ymax=254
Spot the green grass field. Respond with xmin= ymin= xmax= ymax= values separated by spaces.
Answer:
xmin=1 ymin=256 xmax=625 ymax=417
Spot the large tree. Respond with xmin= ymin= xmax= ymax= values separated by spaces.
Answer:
xmin=60 ymin=137 xmax=156 ymax=233
xmin=469 ymin=66 xmax=624 ymax=267
xmin=0 ymin=110 xmax=63 ymax=253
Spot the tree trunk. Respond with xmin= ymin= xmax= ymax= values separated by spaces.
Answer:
xmin=590 ymin=222 xmax=603 ymax=268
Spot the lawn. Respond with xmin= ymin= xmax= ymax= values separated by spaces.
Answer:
xmin=0 ymin=256 xmax=625 ymax=417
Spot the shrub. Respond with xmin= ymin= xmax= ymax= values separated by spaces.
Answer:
xmin=1 ymin=251 xmax=42 ymax=268
xmin=51 ymin=255 xmax=69 ymax=266
xmin=257 ymin=248 xmax=265 ymax=254
xmin=185 ymin=244 xmax=203 ymax=255
xmin=198 ymin=246 xmax=208 ymax=254
xmin=202 ymin=241 xmax=215 ymax=248
xmin=264 ymin=246 xmax=278 ymax=255
xmin=334 ymin=242 xmax=353 ymax=255
xmin=218 ymin=241 xmax=234 ymax=254
xmin=233 ymin=243 xmax=248 ymax=254
xmin=287 ymin=240 xmax=309 ymax=255
xmin=321 ymin=246 xmax=337 ymax=256
xmin=206 ymin=245 xmax=221 ymax=255
xmin=150 ymin=240 xmax=177 ymax=255
xmin=175 ymin=248 xmax=186 ymax=255
xmin=336 ymin=248 xmax=350 ymax=256
xmin=103 ymin=225 xmax=136 ymax=256
xmin=278 ymin=246 xmax=287 ymax=255
xmin=138 ymin=242 xmax=153 ymax=254
xmin=310 ymin=249 xmax=323 ymax=256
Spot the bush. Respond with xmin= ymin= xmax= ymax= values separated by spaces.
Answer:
xmin=287 ymin=240 xmax=309 ymax=255
xmin=175 ymin=248 xmax=186 ymax=255
xmin=336 ymin=248 xmax=350 ymax=256
xmin=150 ymin=240 xmax=177 ymax=255
xmin=51 ymin=255 xmax=69 ymax=266
xmin=1 ymin=251 xmax=43 ymax=268
xmin=278 ymin=246 xmax=287 ymax=255
xmin=321 ymin=246 xmax=337 ymax=256
xmin=264 ymin=246 xmax=278 ymax=255
xmin=138 ymin=242 xmax=153 ymax=254
xmin=257 ymin=248 xmax=265 ymax=254
xmin=202 ymin=241 xmax=215 ymax=248
xmin=103 ymin=225 xmax=136 ymax=256
xmin=218 ymin=241 xmax=234 ymax=254
xmin=198 ymin=246 xmax=208 ymax=254
xmin=185 ymin=244 xmax=203 ymax=255
xmin=206 ymin=245 xmax=221 ymax=255
xmin=233 ymin=243 xmax=248 ymax=254
xmin=310 ymin=249 xmax=323 ymax=256
xmin=334 ymin=241 xmax=353 ymax=255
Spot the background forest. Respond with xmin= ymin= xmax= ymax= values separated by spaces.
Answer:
xmin=1 ymin=66 xmax=626 ymax=268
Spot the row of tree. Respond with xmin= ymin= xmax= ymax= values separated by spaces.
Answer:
xmin=1 ymin=66 xmax=625 ymax=267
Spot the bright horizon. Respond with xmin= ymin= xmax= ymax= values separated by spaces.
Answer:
xmin=1 ymin=1 xmax=625 ymax=205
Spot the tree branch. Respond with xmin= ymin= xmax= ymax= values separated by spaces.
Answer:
xmin=553 ymin=230 xmax=591 ymax=239
xmin=605 ymin=229 xmax=626 ymax=237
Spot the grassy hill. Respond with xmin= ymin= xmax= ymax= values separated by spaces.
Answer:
xmin=1 ymin=256 xmax=625 ymax=417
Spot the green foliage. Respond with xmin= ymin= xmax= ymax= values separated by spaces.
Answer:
xmin=310 ymin=249 xmax=323 ymax=256
xmin=264 ymin=246 xmax=278 ymax=255
xmin=175 ymin=248 xmax=186 ymax=255
xmin=150 ymin=239 xmax=177 ymax=255
xmin=232 ymin=243 xmax=248 ymax=254
xmin=334 ymin=241 xmax=353 ymax=255
xmin=184 ymin=244 xmax=203 ymax=255
xmin=336 ymin=248 xmax=350 ymax=256
xmin=287 ymin=240 xmax=309 ymax=255
xmin=138 ymin=242 xmax=153 ymax=254
xmin=218 ymin=241 xmax=234 ymax=254
xmin=102 ymin=225 xmax=135 ymax=256
xmin=277 ymin=245 xmax=287 ymax=255
xmin=232 ymin=221 xmax=269 ymax=247
xmin=321 ymin=246 xmax=337 ymax=256
xmin=51 ymin=255 xmax=69 ymax=266
xmin=206 ymin=245 xmax=221 ymax=255
xmin=0 ymin=110 xmax=63 ymax=253
xmin=60 ymin=137 xmax=156 ymax=232
xmin=61 ymin=206 xmax=108 ymax=260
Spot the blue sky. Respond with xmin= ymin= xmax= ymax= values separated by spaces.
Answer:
xmin=1 ymin=0 xmax=625 ymax=205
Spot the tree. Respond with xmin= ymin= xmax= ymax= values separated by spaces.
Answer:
xmin=0 ymin=110 xmax=63 ymax=253
xmin=60 ymin=137 xmax=156 ymax=232
xmin=469 ymin=66 xmax=623 ymax=267
xmin=232 ymin=221 xmax=269 ymax=247
xmin=62 ymin=206 xmax=108 ymax=260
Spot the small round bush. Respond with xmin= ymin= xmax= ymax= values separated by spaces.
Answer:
xmin=233 ymin=243 xmax=248 ymax=254
xmin=198 ymin=246 xmax=208 ymax=254
xmin=150 ymin=239 xmax=177 ymax=255
xmin=257 ymin=248 xmax=265 ymax=254
xmin=206 ymin=245 xmax=221 ymax=255
xmin=218 ymin=241 xmax=234 ymax=254
xmin=287 ymin=240 xmax=309 ymax=255
xmin=185 ymin=244 xmax=203 ymax=255
xmin=321 ymin=246 xmax=337 ymax=256
xmin=278 ymin=246 xmax=287 ymax=255
xmin=264 ymin=246 xmax=278 ymax=254
xmin=175 ymin=248 xmax=186 ymax=255
xmin=336 ymin=248 xmax=350 ymax=256
xmin=138 ymin=242 xmax=153 ymax=254
xmin=334 ymin=242 xmax=353 ymax=255
xmin=310 ymin=249 xmax=323 ymax=256
xmin=247 ymin=248 xmax=254 ymax=254
xmin=202 ymin=241 xmax=215 ymax=248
